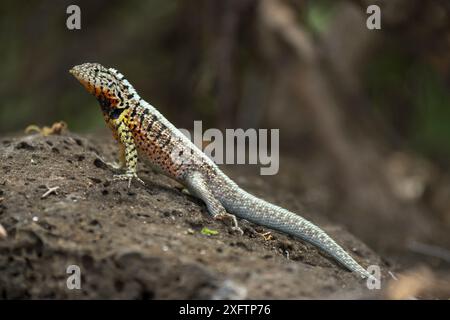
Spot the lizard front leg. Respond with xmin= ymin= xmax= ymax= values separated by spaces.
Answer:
xmin=112 ymin=122 xmax=145 ymax=188
xmin=185 ymin=172 xmax=243 ymax=235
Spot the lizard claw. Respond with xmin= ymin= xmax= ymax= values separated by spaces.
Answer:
xmin=107 ymin=161 xmax=125 ymax=171
xmin=113 ymin=172 xmax=145 ymax=188
xmin=94 ymin=156 xmax=125 ymax=172
xmin=214 ymin=213 xmax=244 ymax=235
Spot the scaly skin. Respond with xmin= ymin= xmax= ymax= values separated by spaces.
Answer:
xmin=70 ymin=63 xmax=372 ymax=279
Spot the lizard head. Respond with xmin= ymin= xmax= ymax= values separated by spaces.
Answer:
xmin=70 ymin=63 xmax=139 ymax=118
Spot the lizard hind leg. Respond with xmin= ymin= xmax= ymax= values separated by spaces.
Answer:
xmin=185 ymin=172 xmax=243 ymax=235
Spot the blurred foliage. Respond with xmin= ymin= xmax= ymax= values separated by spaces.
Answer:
xmin=304 ymin=0 xmax=335 ymax=34
xmin=366 ymin=44 xmax=450 ymax=161
xmin=0 ymin=0 xmax=448 ymax=165
xmin=0 ymin=0 xmax=179 ymax=133
xmin=412 ymin=66 xmax=450 ymax=160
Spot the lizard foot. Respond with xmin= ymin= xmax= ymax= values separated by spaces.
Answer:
xmin=181 ymin=188 xmax=191 ymax=196
xmin=106 ymin=161 xmax=125 ymax=171
xmin=214 ymin=213 xmax=244 ymax=235
xmin=95 ymin=156 xmax=124 ymax=172
xmin=113 ymin=172 xmax=145 ymax=188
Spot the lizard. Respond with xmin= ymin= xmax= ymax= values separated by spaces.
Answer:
xmin=70 ymin=62 xmax=373 ymax=279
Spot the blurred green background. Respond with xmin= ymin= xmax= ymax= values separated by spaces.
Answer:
xmin=0 ymin=0 xmax=449 ymax=162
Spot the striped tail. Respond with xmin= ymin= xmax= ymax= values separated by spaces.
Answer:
xmin=220 ymin=187 xmax=372 ymax=279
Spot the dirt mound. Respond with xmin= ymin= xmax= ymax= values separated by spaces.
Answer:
xmin=0 ymin=132 xmax=383 ymax=299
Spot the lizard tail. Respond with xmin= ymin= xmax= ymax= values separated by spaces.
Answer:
xmin=220 ymin=188 xmax=372 ymax=279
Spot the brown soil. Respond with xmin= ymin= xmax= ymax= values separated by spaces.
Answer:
xmin=0 ymin=131 xmax=407 ymax=299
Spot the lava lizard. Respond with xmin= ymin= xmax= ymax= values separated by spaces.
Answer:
xmin=70 ymin=63 xmax=372 ymax=279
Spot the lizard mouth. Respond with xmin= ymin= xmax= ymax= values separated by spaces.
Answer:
xmin=69 ymin=65 xmax=83 ymax=81
xmin=69 ymin=65 xmax=96 ymax=95
xmin=69 ymin=63 xmax=99 ymax=79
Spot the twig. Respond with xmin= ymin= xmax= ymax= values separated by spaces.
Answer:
xmin=41 ymin=186 xmax=60 ymax=199
xmin=388 ymin=271 xmax=398 ymax=281
xmin=407 ymin=240 xmax=450 ymax=263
